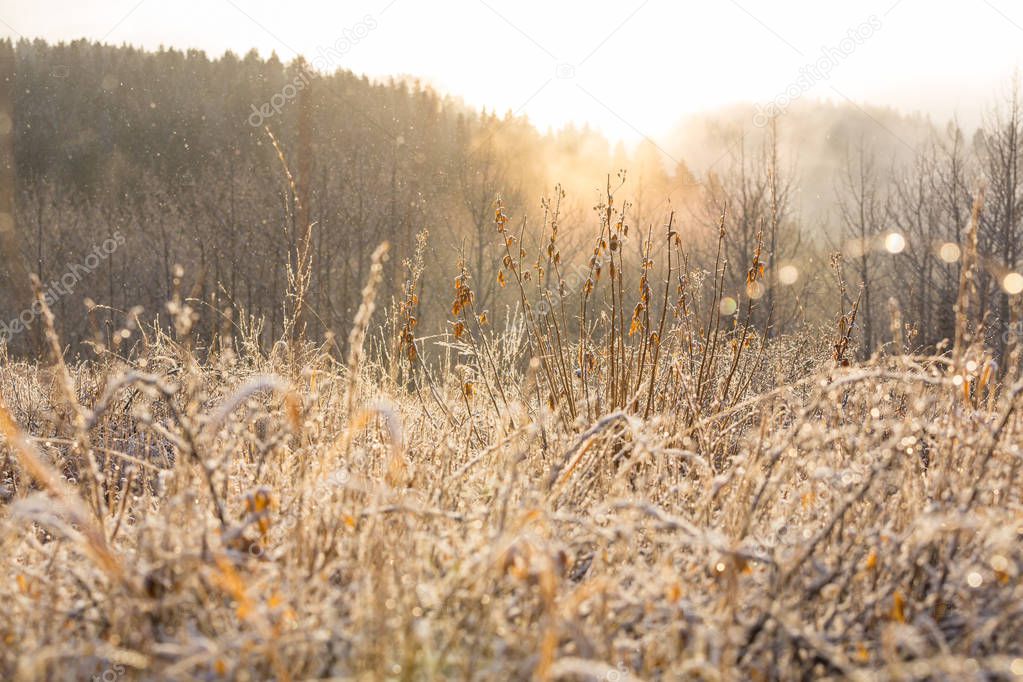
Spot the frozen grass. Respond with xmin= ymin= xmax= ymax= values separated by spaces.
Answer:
xmin=1 ymin=186 xmax=1023 ymax=681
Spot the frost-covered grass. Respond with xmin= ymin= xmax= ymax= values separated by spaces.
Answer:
xmin=2 ymin=196 xmax=1022 ymax=680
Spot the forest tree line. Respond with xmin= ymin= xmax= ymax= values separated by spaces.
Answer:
xmin=1 ymin=38 xmax=1022 ymax=365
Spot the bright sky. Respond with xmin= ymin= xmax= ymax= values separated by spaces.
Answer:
xmin=2 ymin=0 xmax=1022 ymax=143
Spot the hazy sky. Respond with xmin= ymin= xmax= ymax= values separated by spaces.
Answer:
xmin=2 ymin=0 xmax=1022 ymax=143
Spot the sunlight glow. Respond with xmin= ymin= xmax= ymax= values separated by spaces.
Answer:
xmin=938 ymin=242 xmax=961 ymax=263
xmin=778 ymin=264 xmax=800 ymax=285
xmin=1003 ymin=273 xmax=1023 ymax=295
xmin=4 ymin=0 xmax=1023 ymax=143
xmin=884 ymin=233 xmax=906 ymax=254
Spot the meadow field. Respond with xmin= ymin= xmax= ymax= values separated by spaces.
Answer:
xmin=2 ymin=184 xmax=1022 ymax=681
xmin=4 ymin=6 xmax=1023 ymax=677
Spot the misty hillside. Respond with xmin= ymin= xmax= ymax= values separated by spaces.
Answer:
xmin=667 ymin=101 xmax=944 ymax=223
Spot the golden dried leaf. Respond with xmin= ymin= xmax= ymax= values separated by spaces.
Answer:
xmin=890 ymin=590 xmax=906 ymax=623
xmin=865 ymin=550 xmax=878 ymax=571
